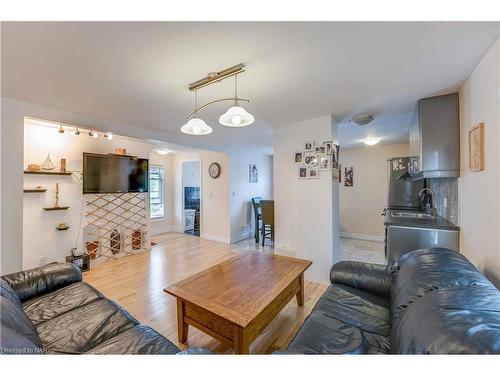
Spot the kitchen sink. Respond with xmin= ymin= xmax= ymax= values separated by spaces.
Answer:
xmin=390 ymin=211 xmax=435 ymax=220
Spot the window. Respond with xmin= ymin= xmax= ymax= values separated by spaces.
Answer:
xmin=149 ymin=166 xmax=165 ymax=218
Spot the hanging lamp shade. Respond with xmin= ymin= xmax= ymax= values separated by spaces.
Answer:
xmin=219 ymin=105 xmax=255 ymax=127
xmin=180 ymin=117 xmax=213 ymax=135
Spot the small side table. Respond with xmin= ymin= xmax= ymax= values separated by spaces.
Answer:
xmin=65 ymin=254 xmax=90 ymax=272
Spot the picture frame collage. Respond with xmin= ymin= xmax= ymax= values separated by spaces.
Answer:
xmin=294 ymin=140 xmax=340 ymax=180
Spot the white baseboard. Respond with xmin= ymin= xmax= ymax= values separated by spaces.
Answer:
xmin=201 ymin=233 xmax=230 ymax=244
xmin=232 ymin=230 xmax=254 ymax=244
xmin=151 ymin=225 xmax=178 ymax=236
xmin=340 ymin=232 xmax=384 ymax=242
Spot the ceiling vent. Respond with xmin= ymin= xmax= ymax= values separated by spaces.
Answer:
xmin=351 ymin=114 xmax=374 ymax=126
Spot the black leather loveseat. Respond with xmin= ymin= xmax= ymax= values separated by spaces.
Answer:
xmin=1 ymin=263 xmax=186 ymax=354
xmin=284 ymin=247 xmax=500 ymax=354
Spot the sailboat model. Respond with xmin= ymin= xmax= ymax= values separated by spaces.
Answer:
xmin=41 ymin=154 xmax=56 ymax=170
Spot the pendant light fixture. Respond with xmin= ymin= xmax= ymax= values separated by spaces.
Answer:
xmin=180 ymin=63 xmax=254 ymax=135
xmin=180 ymin=90 xmax=213 ymax=135
xmin=219 ymin=75 xmax=254 ymax=127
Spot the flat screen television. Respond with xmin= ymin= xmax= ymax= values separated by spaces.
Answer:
xmin=83 ymin=153 xmax=149 ymax=194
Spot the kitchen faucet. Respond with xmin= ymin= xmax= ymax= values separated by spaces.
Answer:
xmin=418 ymin=187 xmax=436 ymax=216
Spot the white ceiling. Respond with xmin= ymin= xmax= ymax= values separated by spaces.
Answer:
xmin=2 ymin=22 xmax=499 ymax=153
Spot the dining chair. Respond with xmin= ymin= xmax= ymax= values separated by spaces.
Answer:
xmin=251 ymin=197 xmax=262 ymax=244
xmin=260 ymin=200 xmax=274 ymax=247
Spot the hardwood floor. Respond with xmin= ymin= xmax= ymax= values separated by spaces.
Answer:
xmin=83 ymin=232 xmax=328 ymax=354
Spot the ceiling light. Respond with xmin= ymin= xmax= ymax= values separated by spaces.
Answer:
xmin=180 ymin=118 xmax=213 ymax=136
xmin=155 ymin=148 xmax=171 ymax=155
xmin=58 ymin=124 xmax=65 ymax=134
xmin=363 ymin=138 xmax=381 ymax=146
xmin=71 ymin=128 xmax=80 ymax=137
xmin=352 ymin=114 xmax=374 ymax=126
xmin=219 ymin=75 xmax=254 ymax=127
xmin=104 ymin=132 xmax=113 ymax=140
xmin=89 ymin=130 xmax=99 ymax=139
xmin=219 ymin=105 xmax=254 ymax=127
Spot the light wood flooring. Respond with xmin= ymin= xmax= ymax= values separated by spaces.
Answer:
xmin=83 ymin=232 xmax=328 ymax=354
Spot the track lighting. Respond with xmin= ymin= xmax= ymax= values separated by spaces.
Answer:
xmin=89 ymin=130 xmax=99 ymax=139
xmin=71 ymin=128 xmax=81 ymax=137
xmin=58 ymin=124 xmax=65 ymax=134
xmin=104 ymin=132 xmax=113 ymax=140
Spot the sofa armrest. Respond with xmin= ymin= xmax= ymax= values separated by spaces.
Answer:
xmin=330 ymin=261 xmax=395 ymax=297
xmin=176 ymin=348 xmax=212 ymax=355
xmin=2 ymin=262 xmax=82 ymax=302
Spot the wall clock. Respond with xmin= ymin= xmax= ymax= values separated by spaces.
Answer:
xmin=209 ymin=162 xmax=222 ymax=179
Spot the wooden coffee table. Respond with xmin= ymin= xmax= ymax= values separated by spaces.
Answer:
xmin=164 ymin=252 xmax=311 ymax=354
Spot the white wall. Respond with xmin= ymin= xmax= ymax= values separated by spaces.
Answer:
xmin=229 ymin=152 xmax=273 ymax=243
xmin=458 ymin=37 xmax=500 ymax=286
xmin=182 ymin=161 xmax=200 ymax=188
xmin=339 ymin=143 xmax=410 ymax=239
xmin=23 ymin=122 xmax=154 ymax=269
xmin=273 ymin=115 xmax=340 ymax=284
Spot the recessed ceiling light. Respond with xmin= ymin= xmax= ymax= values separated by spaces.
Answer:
xmin=155 ymin=149 xmax=171 ymax=155
xmin=352 ymin=114 xmax=374 ymax=126
xmin=363 ymin=138 xmax=381 ymax=146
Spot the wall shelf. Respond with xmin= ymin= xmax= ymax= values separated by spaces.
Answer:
xmin=24 ymin=189 xmax=47 ymax=193
xmin=24 ymin=171 xmax=72 ymax=176
xmin=43 ymin=206 xmax=69 ymax=211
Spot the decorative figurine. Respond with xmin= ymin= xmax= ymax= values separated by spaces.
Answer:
xmin=41 ymin=154 xmax=56 ymax=170
xmin=54 ymin=183 xmax=60 ymax=208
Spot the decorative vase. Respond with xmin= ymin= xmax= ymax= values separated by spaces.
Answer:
xmin=86 ymin=241 xmax=99 ymax=260
xmin=132 ymin=228 xmax=142 ymax=250
xmin=110 ymin=229 xmax=121 ymax=254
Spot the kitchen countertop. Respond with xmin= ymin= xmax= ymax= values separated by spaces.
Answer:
xmin=384 ymin=209 xmax=460 ymax=231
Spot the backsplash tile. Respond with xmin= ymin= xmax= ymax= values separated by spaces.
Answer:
xmin=428 ymin=178 xmax=459 ymax=225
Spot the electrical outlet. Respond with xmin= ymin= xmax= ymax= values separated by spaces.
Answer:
xmin=38 ymin=256 xmax=46 ymax=266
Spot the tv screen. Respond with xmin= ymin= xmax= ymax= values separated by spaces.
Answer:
xmin=83 ymin=153 xmax=149 ymax=194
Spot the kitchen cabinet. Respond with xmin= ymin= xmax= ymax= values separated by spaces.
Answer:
xmin=409 ymin=93 xmax=460 ymax=178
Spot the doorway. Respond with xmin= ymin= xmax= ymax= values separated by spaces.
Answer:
xmin=182 ymin=160 xmax=201 ymax=237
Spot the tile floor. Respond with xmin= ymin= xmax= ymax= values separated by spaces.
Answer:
xmin=231 ymin=236 xmax=386 ymax=265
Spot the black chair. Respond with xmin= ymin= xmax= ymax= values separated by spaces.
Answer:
xmin=260 ymin=200 xmax=274 ymax=247
xmin=251 ymin=197 xmax=262 ymax=243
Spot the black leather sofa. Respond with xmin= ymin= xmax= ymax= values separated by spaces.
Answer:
xmin=284 ymin=247 xmax=500 ymax=354
xmin=0 ymin=263 xmax=199 ymax=354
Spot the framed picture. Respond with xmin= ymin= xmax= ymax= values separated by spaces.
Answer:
xmin=323 ymin=141 xmax=333 ymax=155
xmin=308 ymin=167 xmax=319 ymax=179
xmin=298 ymin=166 xmax=308 ymax=179
xmin=332 ymin=144 xmax=340 ymax=169
xmin=314 ymin=145 xmax=326 ymax=154
xmin=304 ymin=154 xmax=319 ymax=167
xmin=249 ymin=164 xmax=258 ymax=183
xmin=344 ymin=166 xmax=353 ymax=187
xmin=304 ymin=141 xmax=314 ymax=152
xmin=469 ymin=122 xmax=484 ymax=171
xmin=319 ymin=155 xmax=330 ymax=170
xmin=294 ymin=151 xmax=303 ymax=164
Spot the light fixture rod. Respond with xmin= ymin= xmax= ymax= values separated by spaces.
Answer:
xmin=188 ymin=63 xmax=245 ymax=91
xmin=186 ymin=97 xmax=250 ymax=120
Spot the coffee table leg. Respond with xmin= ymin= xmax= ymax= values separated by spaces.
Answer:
xmin=296 ymin=273 xmax=305 ymax=307
xmin=233 ymin=327 xmax=249 ymax=354
xmin=177 ymin=299 xmax=189 ymax=343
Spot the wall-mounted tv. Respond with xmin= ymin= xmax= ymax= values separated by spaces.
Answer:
xmin=83 ymin=153 xmax=149 ymax=194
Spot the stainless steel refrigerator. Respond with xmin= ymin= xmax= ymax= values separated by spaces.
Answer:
xmin=387 ymin=157 xmax=424 ymax=209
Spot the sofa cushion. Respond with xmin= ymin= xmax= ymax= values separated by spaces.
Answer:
xmin=36 ymin=298 xmax=138 ymax=353
xmin=0 ymin=295 xmax=43 ymax=353
xmin=316 ymin=284 xmax=391 ymax=337
xmin=2 ymin=263 xmax=82 ymax=302
xmin=391 ymin=285 xmax=500 ymax=354
xmin=23 ymin=282 xmax=104 ymax=325
xmin=86 ymin=325 xmax=180 ymax=354
xmin=391 ymin=248 xmax=495 ymax=322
